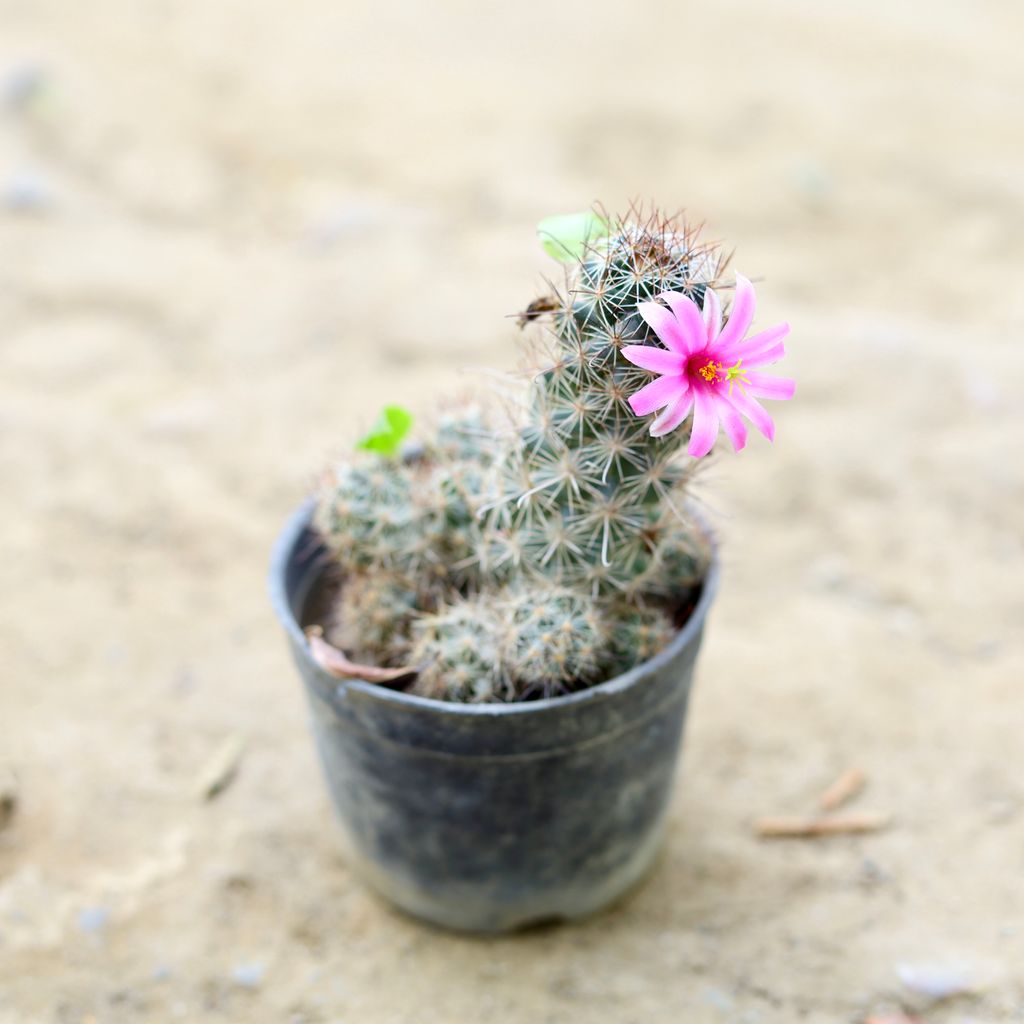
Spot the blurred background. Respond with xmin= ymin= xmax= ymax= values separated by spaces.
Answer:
xmin=1 ymin=0 xmax=1022 ymax=1020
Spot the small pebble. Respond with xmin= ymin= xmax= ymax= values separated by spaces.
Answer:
xmin=897 ymin=962 xmax=973 ymax=1000
xmin=859 ymin=857 xmax=890 ymax=887
xmin=887 ymin=605 xmax=922 ymax=636
xmin=305 ymin=204 xmax=381 ymax=251
xmin=963 ymin=370 xmax=999 ymax=411
xmin=2 ymin=169 xmax=54 ymax=213
xmin=788 ymin=158 xmax=834 ymax=207
xmin=703 ymin=987 xmax=734 ymax=1011
xmin=232 ymin=961 xmax=266 ymax=989
xmin=78 ymin=906 xmax=111 ymax=933
xmin=2 ymin=63 xmax=47 ymax=111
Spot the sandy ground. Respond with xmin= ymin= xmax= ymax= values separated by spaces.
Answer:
xmin=2 ymin=0 xmax=1023 ymax=1020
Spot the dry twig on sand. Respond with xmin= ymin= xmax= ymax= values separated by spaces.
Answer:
xmin=194 ymin=734 xmax=245 ymax=801
xmin=0 ymin=767 xmax=17 ymax=830
xmin=818 ymin=767 xmax=866 ymax=811
xmin=754 ymin=812 xmax=891 ymax=838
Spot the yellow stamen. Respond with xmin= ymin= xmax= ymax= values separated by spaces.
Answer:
xmin=698 ymin=360 xmax=722 ymax=383
xmin=725 ymin=359 xmax=750 ymax=394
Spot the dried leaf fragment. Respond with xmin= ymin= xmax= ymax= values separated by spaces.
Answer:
xmin=306 ymin=627 xmax=417 ymax=688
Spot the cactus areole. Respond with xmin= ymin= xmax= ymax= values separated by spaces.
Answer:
xmin=269 ymin=204 xmax=793 ymax=930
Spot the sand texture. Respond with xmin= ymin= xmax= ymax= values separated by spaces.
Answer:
xmin=2 ymin=1 xmax=1023 ymax=1020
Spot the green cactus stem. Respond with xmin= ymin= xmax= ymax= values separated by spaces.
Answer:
xmin=482 ymin=207 xmax=724 ymax=595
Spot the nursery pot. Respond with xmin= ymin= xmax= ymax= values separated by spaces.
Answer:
xmin=269 ymin=499 xmax=719 ymax=933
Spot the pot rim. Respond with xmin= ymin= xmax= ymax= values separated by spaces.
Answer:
xmin=269 ymin=497 xmax=720 ymax=717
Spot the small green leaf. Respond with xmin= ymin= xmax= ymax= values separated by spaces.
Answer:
xmin=356 ymin=405 xmax=414 ymax=458
xmin=537 ymin=211 xmax=609 ymax=262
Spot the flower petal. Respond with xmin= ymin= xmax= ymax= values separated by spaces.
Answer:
xmin=716 ymin=321 xmax=790 ymax=365
xmin=725 ymin=388 xmax=775 ymax=442
xmin=743 ymin=372 xmax=796 ymax=401
xmin=658 ymin=291 xmax=706 ymax=354
xmin=702 ymin=286 xmax=722 ymax=342
xmin=718 ymin=400 xmax=748 ymax=452
xmin=736 ymin=340 xmax=786 ymax=368
xmin=628 ymin=373 xmax=684 ymax=416
xmin=649 ymin=389 xmax=694 ymax=437
xmin=715 ymin=272 xmax=757 ymax=350
xmin=621 ymin=345 xmax=686 ymax=375
xmin=687 ymin=386 xmax=721 ymax=457
xmin=637 ymin=301 xmax=688 ymax=353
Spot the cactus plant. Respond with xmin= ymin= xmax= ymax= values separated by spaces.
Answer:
xmin=313 ymin=204 xmax=794 ymax=702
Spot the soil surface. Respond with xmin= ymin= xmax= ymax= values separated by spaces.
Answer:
xmin=2 ymin=1 xmax=1023 ymax=1021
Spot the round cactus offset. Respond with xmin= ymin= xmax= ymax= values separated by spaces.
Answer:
xmin=504 ymin=586 xmax=609 ymax=699
xmin=410 ymin=597 xmax=508 ymax=703
xmin=326 ymin=571 xmax=419 ymax=667
xmin=607 ymin=603 xmax=679 ymax=676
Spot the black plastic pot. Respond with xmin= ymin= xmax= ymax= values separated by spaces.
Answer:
xmin=269 ymin=500 xmax=719 ymax=933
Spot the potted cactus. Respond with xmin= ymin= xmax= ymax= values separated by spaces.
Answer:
xmin=269 ymin=205 xmax=794 ymax=932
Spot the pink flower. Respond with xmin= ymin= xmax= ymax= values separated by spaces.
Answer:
xmin=621 ymin=274 xmax=795 ymax=457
